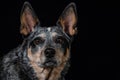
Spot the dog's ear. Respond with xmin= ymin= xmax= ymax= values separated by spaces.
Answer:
xmin=20 ymin=2 xmax=39 ymax=36
xmin=57 ymin=3 xmax=77 ymax=36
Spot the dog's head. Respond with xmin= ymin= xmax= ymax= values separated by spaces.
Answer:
xmin=20 ymin=2 xmax=77 ymax=68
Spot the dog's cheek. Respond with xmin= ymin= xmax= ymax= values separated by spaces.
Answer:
xmin=39 ymin=51 xmax=46 ymax=64
xmin=55 ymin=48 xmax=70 ymax=65
xmin=62 ymin=39 xmax=70 ymax=55
xmin=62 ymin=48 xmax=70 ymax=62
xmin=64 ymin=48 xmax=70 ymax=61
xmin=27 ymin=47 xmax=42 ymax=63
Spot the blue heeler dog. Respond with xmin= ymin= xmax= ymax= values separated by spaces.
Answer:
xmin=0 ymin=1 xmax=77 ymax=80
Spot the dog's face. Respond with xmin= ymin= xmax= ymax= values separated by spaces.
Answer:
xmin=27 ymin=26 xmax=71 ymax=68
xmin=20 ymin=2 xmax=77 ymax=68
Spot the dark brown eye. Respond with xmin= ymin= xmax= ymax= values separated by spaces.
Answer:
xmin=33 ymin=38 xmax=44 ymax=45
xmin=55 ymin=37 xmax=64 ymax=44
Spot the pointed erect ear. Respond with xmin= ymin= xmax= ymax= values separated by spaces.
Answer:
xmin=57 ymin=3 xmax=77 ymax=36
xmin=20 ymin=2 xmax=39 ymax=36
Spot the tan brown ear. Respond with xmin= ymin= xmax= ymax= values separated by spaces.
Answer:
xmin=57 ymin=3 xmax=77 ymax=36
xmin=20 ymin=2 xmax=39 ymax=36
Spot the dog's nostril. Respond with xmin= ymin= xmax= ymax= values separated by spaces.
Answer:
xmin=45 ymin=48 xmax=55 ymax=58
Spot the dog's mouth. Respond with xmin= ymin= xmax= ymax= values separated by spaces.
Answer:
xmin=44 ymin=60 xmax=57 ymax=68
xmin=38 ymin=59 xmax=58 ymax=68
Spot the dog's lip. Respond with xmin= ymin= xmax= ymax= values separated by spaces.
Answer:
xmin=37 ymin=59 xmax=57 ymax=68
xmin=44 ymin=60 xmax=57 ymax=65
xmin=43 ymin=60 xmax=57 ymax=67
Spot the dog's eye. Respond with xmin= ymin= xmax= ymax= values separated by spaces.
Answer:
xmin=33 ymin=38 xmax=44 ymax=45
xmin=55 ymin=37 xmax=64 ymax=44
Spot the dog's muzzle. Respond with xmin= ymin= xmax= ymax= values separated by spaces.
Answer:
xmin=43 ymin=48 xmax=57 ymax=67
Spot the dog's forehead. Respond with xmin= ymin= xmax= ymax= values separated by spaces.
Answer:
xmin=47 ymin=27 xmax=52 ymax=32
xmin=34 ymin=26 xmax=63 ymax=38
xmin=45 ymin=26 xmax=62 ymax=33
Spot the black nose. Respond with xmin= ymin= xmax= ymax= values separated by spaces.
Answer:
xmin=45 ymin=48 xmax=55 ymax=58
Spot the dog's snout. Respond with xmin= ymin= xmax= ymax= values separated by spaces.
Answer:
xmin=45 ymin=48 xmax=55 ymax=58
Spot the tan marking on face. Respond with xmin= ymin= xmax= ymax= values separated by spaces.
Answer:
xmin=55 ymin=48 xmax=70 ymax=66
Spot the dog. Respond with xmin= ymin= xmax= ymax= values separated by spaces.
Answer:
xmin=0 ymin=1 xmax=77 ymax=80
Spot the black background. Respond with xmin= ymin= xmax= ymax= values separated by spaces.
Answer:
xmin=0 ymin=0 xmax=119 ymax=80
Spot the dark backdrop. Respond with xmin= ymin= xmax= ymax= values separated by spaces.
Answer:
xmin=0 ymin=0 xmax=118 ymax=80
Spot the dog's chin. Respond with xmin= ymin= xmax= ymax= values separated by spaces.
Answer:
xmin=38 ymin=60 xmax=58 ymax=68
